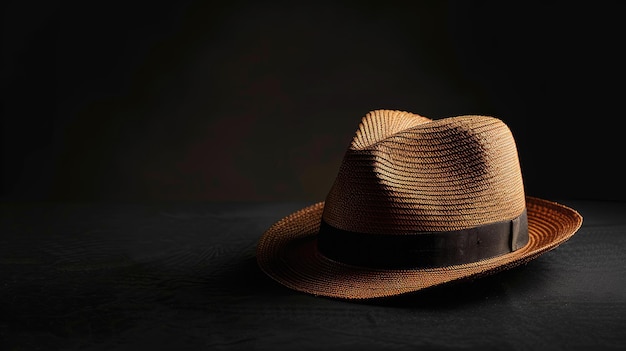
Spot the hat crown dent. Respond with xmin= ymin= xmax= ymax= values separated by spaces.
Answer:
xmin=322 ymin=109 xmax=527 ymax=234
xmin=350 ymin=110 xmax=432 ymax=150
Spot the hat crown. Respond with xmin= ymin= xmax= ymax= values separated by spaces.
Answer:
xmin=322 ymin=110 xmax=526 ymax=234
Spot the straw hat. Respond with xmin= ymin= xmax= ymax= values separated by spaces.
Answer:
xmin=256 ymin=110 xmax=583 ymax=300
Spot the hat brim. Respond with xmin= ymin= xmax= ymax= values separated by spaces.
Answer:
xmin=256 ymin=196 xmax=583 ymax=300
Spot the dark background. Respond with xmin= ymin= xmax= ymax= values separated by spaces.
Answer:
xmin=2 ymin=0 xmax=624 ymax=203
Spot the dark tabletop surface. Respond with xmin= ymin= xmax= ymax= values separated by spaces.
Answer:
xmin=1 ymin=199 xmax=625 ymax=350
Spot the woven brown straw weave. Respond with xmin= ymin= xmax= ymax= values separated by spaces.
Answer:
xmin=257 ymin=110 xmax=583 ymax=300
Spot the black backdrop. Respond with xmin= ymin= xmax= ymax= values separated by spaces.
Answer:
xmin=2 ymin=1 xmax=625 ymax=203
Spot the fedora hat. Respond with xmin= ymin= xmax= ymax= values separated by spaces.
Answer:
xmin=257 ymin=110 xmax=583 ymax=300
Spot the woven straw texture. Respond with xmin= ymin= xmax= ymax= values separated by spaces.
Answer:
xmin=256 ymin=110 xmax=583 ymax=300
xmin=257 ymin=196 xmax=582 ymax=299
xmin=324 ymin=110 xmax=526 ymax=233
